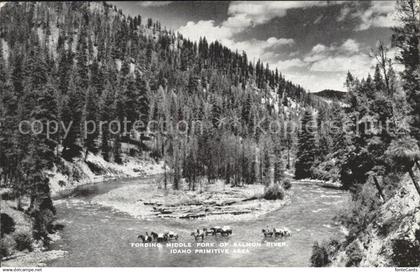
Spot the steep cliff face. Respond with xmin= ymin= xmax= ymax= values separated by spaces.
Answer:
xmin=332 ymin=170 xmax=420 ymax=267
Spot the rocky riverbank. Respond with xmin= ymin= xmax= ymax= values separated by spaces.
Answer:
xmin=48 ymin=153 xmax=166 ymax=198
xmin=1 ymin=154 xmax=166 ymax=267
xmin=329 ymin=170 xmax=420 ymax=267
xmin=0 ymin=199 xmax=67 ymax=266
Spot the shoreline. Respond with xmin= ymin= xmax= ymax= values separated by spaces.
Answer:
xmin=1 ymin=155 xmax=166 ymax=267
xmin=5 ymin=157 xmax=344 ymax=266
xmin=89 ymin=178 xmax=292 ymax=221
xmin=51 ymin=173 xmax=164 ymax=200
xmin=48 ymin=153 xmax=166 ymax=199
xmin=292 ymin=179 xmax=344 ymax=190
xmin=1 ymin=171 xmax=346 ymax=267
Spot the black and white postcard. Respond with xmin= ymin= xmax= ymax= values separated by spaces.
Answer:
xmin=0 ymin=1 xmax=419 ymax=270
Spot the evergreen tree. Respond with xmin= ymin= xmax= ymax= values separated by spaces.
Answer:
xmin=24 ymin=82 xmax=59 ymax=199
xmin=295 ymin=109 xmax=317 ymax=179
xmin=99 ymin=79 xmax=115 ymax=162
xmin=135 ymin=70 xmax=150 ymax=151
xmin=373 ymin=64 xmax=385 ymax=92
xmin=61 ymin=71 xmax=84 ymax=160
xmin=273 ymin=136 xmax=285 ymax=183
xmin=392 ymin=0 xmax=420 ymax=143
xmin=82 ymin=86 xmax=99 ymax=160
xmin=316 ymin=106 xmax=331 ymax=162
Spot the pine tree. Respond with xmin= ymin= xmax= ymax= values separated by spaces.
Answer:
xmin=273 ymin=136 xmax=285 ymax=183
xmin=0 ymin=45 xmax=18 ymax=188
xmin=373 ymin=64 xmax=385 ymax=92
xmin=62 ymin=71 xmax=84 ymax=160
xmin=82 ymin=86 xmax=99 ymax=160
xmin=295 ymin=109 xmax=317 ymax=179
xmin=76 ymin=24 xmax=90 ymax=90
xmin=392 ymin=0 xmax=420 ymax=143
xmin=316 ymin=106 xmax=331 ymax=162
xmin=135 ymin=70 xmax=149 ymax=148
xmin=90 ymin=59 xmax=104 ymax=96
xmin=345 ymin=71 xmax=355 ymax=90
xmin=57 ymin=48 xmax=73 ymax=96
xmin=25 ymin=82 xmax=59 ymax=198
xmin=99 ymin=79 xmax=115 ymax=162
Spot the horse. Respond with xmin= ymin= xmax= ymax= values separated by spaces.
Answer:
xmin=137 ymin=234 xmax=147 ymax=242
xmin=145 ymin=232 xmax=153 ymax=242
xmin=137 ymin=232 xmax=153 ymax=242
xmin=203 ymin=228 xmax=216 ymax=236
xmin=146 ymin=233 xmax=153 ymax=242
xmin=157 ymin=233 xmax=167 ymax=242
xmin=191 ymin=229 xmax=205 ymax=241
xmin=220 ymin=226 xmax=232 ymax=236
xmin=165 ymin=231 xmax=179 ymax=240
xmin=210 ymin=226 xmax=222 ymax=234
xmin=262 ymin=228 xmax=274 ymax=237
xmin=273 ymin=228 xmax=291 ymax=237
xmin=151 ymin=232 xmax=167 ymax=242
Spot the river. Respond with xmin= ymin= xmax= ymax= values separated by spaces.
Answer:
xmin=48 ymin=177 xmax=349 ymax=267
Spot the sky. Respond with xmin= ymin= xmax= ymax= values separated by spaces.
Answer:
xmin=111 ymin=1 xmax=399 ymax=92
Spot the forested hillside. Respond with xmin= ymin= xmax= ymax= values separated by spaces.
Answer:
xmin=0 ymin=1 xmax=323 ymax=233
xmin=312 ymin=89 xmax=347 ymax=101
xmin=309 ymin=0 xmax=420 ymax=267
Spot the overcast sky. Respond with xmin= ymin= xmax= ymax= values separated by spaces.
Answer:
xmin=111 ymin=1 xmax=398 ymax=92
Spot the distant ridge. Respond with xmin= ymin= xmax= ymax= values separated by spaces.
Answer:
xmin=312 ymin=89 xmax=347 ymax=101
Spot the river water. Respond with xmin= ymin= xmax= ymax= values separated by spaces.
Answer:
xmin=49 ymin=177 xmax=349 ymax=267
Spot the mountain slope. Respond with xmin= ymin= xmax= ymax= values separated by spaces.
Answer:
xmin=312 ymin=89 xmax=347 ymax=101
xmin=0 ymin=1 xmax=321 ymax=208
